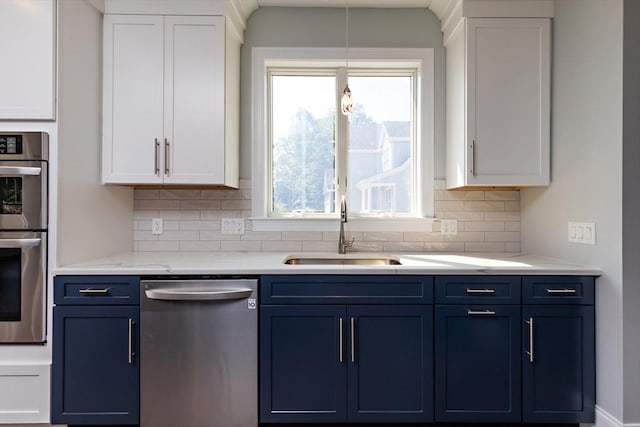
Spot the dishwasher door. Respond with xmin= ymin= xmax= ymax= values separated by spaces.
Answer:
xmin=140 ymin=279 xmax=257 ymax=427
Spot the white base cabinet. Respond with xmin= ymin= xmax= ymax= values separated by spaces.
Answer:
xmin=446 ymin=18 xmax=550 ymax=189
xmin=102 ymin=14 xmax=239 ymax=187
xmin=0 ymin=0 xmax=56 ymax=120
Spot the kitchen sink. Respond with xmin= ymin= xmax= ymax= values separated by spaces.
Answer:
xmin=283 ymin=255 xmax=402 ymax=266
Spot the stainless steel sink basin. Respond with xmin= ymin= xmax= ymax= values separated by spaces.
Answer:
xmin=283 ymin=256 xmax=402 ymax=266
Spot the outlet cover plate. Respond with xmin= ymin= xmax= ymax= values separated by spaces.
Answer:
xmin=222 ymin=218 xmax=245 ymax=235
xmin=441 ymin=219 xmax=458 ymax=236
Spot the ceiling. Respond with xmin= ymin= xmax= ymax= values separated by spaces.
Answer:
xmin=236 ymin=0 xmax=452 ymax=23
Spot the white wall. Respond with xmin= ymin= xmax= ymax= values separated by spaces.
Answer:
xmin=57 ymin=0 xmax=133 ymax=266
xmin=521 ymin=0 xmax=624 ymax=423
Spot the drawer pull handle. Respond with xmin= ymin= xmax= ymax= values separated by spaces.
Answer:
xmin=467 ymin=309 xmax=496 ymax=316
xmin=78 ymin=288 xmax=110 ymax=295
xmin=350 ymin=317 xmax=356 ymax=364
xmin=466 ymin=288 xmax=495 ymax=294
xmin=339 ymin=317 xmax=344 ymax=363
xmin=526 ymin=317 xmax=534 ymax=363
xmin=128 ymin=319 xmax=136 ymax=364
xmin=546 ymin=288 xmax=577 ymax=295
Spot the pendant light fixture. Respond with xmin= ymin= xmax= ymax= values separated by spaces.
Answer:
xmin=340 ymin=0 xmax=353 ymax=116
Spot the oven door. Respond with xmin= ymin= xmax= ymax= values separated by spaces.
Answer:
xmin=0 ymin=231 xmax=46 ymax=343
xmin=0 ymin=161 xmax=47 ymax=230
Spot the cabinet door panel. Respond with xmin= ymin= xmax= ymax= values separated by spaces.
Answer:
xmin=523 ymin=306 xmax=595 ymax=423
xmin=435 ymin=305 xmax=521 ymax=422
xmin=164 ymin=16 xmax=225 ymax=184
xmin=51 ymin=306 xmax=139 ymax=425
xmin=260 ymin=305 xmax=347 ymax=423
xmin=103 ymin=15 xmax=164 ymax=184
xmin=347 ymin=305 xmax=433 ymax=422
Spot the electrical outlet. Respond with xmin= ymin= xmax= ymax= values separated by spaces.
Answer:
xmin=440 ymin=219 xmax=458 ymax=236
xmin=221 ymin=218 xmax=245 ymax=235
xmin=568 ymin=222 xmax=596 ymax=245
xmin=151 ymin=218 xmax=163 ymax=235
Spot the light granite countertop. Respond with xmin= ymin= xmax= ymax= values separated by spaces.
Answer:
xmin=52 ymin=252 xmax=602 ymax=276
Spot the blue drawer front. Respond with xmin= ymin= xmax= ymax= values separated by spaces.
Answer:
xmin=260 ymin=275 xmax=433 ymax=304
xmin=523 ymin=276 xmax=594 ymax=305
xmin=54 ymin=276 xmax=140 ymax=305
xmin=435 ymin=276 xmax=521 ymax=304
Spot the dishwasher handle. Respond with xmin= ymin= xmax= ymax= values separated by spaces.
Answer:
xmin=144 ymin=287 xmax=253 ymax=301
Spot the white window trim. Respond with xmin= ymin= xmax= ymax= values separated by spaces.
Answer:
xmin=251 ymin=47 xmax=435 ymax=232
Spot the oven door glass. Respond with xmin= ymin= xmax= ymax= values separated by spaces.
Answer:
xmin=0 ymin=232 xmax=45 ymax=343
xmin=0 ymin=161 xmax=47 ymax=230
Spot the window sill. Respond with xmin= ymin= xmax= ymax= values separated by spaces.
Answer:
xmin=251 ymin=217 xmax=435 ymax=232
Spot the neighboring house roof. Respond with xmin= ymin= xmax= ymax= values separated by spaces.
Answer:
xmin=355 ymin=158 xmax=411 ymax=190
xmin=349 ymin=122 xmax=381 ymax=150
xmin=381 ymin=121 xmax=410 ymax=139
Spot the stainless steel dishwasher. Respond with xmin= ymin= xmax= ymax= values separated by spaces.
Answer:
xmin=140 ymin=278 xmax=257 ymax=427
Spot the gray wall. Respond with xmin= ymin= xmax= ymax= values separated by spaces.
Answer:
xmin=521 ymin=0 xmax=624 ymax=421
xmin=57 ymin=0 xmax=133 ymax=265
xmin=239 ymin=7 xmax=445 ymax=179
xmin=623 ymin=0 xmax=640 ymax=422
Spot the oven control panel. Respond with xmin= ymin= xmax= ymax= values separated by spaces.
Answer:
xmin=0 ymin=135 xmax=23 ymax=155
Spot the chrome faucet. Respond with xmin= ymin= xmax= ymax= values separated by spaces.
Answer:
xmin=338 ymin=196 xmax=355 ymax=254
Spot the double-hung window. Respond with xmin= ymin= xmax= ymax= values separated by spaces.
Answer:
xmin=252 ymin=48 xmax=434 ymax=231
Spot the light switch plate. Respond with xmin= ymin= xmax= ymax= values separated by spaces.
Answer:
xmin=568 ymin=222 xmax=596 ymax=245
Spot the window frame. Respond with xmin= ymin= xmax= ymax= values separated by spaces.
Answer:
xmin=251 ymin=47 xmax=434 ymax=232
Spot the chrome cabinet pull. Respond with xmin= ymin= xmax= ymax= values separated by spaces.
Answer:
xmin=154 ymin=138 xmax=160 ymax=175
xmin=164 ymin=138 xmax=170 ymax=175
xmin=78 ymin=288 xmax=110 ymax=295
xmin=546 ymin=288 xmax=577 ymax=295
xmin=470 ymin=139 xmax=476 ymax=176
xmin=339 ymin=318 xmax=344 ymax=363
xmin=128 ymin=319 xmax=136 ymax=364
xmin=350 ymin=317 xmax=356 ymax=363
xmin=466 ymin=288 xmax=495 ymax=294
xmin=526 ymin=317 xmax=534 ymax=363
xmin=467 ymin=309 xmax=496 ymax=316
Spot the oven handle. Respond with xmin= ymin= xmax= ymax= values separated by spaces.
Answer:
xmin=0 ymin=238 xmax=41 ymax=248
xmin=0 ymin=166 xmax=42 ymax=176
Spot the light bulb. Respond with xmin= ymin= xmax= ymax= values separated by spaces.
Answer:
xmin=341 ymin=85 xmax=353 ymax=116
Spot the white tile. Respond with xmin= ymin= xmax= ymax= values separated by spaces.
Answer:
xmin=240 ymin=179 xmax=252 ymax=189
xmin=200 ymin=231 xmax=240 ymax=241
xmin=179 ymin=220 xmax=221 ymax=231
xmin=434 ymin=190 xmax=444 ymax=201
xmin=135 ymin=220 xmax=151 ymax=231
xmin=350 ymin=241 xmax=385 ymax=252
xmin=302 ymin=241 xmax=336 ymax=252
xmin=136 ymin=241 xmax=179 ymax=251
xmin=505 ymin=201 xmax=521 ymax=211
xmin=485 ymin=232 xmax=520 ymax=242
xmin=158 ymin=210 xmax=201 ymax=220
xmin=134 ymin=189 xmax=159 ymax=199
xmin=433 ymin=179 xmax=446 ymax=190
xmin=221 ymin=199 xmax=251 ymax=210
xmin=261 ymin=240 xmax=303 ymax=252
xmin=441 ymin=211 xmax=485 ymax=221
xmin=505 ymin=242 xmax=521 ymax=253
xmin=134 ymin=210 xmax=159 ymax=219
xmin=159 ymin=189 xmax=201 ymax=200
xmin=485 ymin=190 xmax=520 ymax=201
xmin=464 ymin=242 xmax=505 ymax=252
xmin=201 ymin=189 xmax=242 ymax=200
xmin=464 ymin=221 xmax=505 ymax=232
xmin=424 ymin=242 xmax=465 ymax=252
xmin=443 ymin=191 xmax=484 ymax=201
xmin=221 ymin=241 xmax=262 ymax=251
xmin=283 ymin=231 xmax=323 ymax=241
xmin=505 ymin=222 xmax=521 ymax=232
xmin=409 ymin=232 xmax=444 ymax=242
xmin=179 ymin=200 xmax=222 ymax=210
xmin=464 ymin=201 xmax=505 ymax=211
xmin=201 ymin=210 xmax=243 ymax=219
xmin=443 ymin=231 xmax=485 ymax=242
xmin=362 ymin=231 xmax=404 ymax=242
xmin=485 ymin=211 xmax=520 ymax=221
xmin=138 ymin=199 xmax=180 ymax=210
xmin=383 ymin=241 xmax=425 ymax=252
xmin=241 ymin=189 xmax=252 ymax=200
xmin=434 ymin=200 xmax=465 ymax=211
xmin=134 ymin=230 xmax=158 ymax=241
xmin=179 ymin=241 xmax=222 ymax=251
xmin=158 ymin=231 xmax=199 ymax=241
xmin=241 ymin=231 xmax=282 ymax=241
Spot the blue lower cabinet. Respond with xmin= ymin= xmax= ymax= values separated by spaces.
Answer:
xmin=51 ymin=305 xmax=140 ymax=425
xmin=260 ymin=304 xmax=434 ymax=423
xmin=522 ymin=305 xmax=595 ymax=423
xmin=435 ymin=305 xmax=522 ymax=423
xmin=347 ymin=305 xmax=433 ymax=423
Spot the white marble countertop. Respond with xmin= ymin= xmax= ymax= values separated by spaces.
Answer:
xmin=53 ymin=252 xmax=602 ymax=276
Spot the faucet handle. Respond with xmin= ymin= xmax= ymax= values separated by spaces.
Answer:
xmin=346 ymin=237 xmax=355 ymax=248
xmin=340 ymin=196 xmax=348 ymax=222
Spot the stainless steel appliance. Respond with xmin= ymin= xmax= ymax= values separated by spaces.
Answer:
xmin=0 ymin=132 xmax=48 ymax=343
xmin=140 ymin=278 xmax=258 ymax=427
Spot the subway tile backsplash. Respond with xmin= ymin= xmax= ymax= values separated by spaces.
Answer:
xmin=133 ymin=179 xmax=520 ymax=253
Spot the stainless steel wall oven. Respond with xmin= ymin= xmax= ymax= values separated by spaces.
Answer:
xmin=0 ymin=132 xmax=48 ymax=343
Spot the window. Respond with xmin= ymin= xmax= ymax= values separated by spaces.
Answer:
xmin=252 ymin=48 xmax=434 ymax=231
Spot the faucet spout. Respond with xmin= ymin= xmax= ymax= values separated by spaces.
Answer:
xmin=338 ymin=196 xmax=354 ymax=254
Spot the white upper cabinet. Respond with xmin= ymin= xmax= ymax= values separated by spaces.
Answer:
xmin=102 ymin=14 xmax=239 ymax=187
xmin=0 ymin=0 xmax=56 ymax=120
xmin=446 ymin=18 xmax=550 ymax=189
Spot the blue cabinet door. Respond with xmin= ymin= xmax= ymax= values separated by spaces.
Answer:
xmin=51 ymin=305 xmax=139 ymax=425
xmin=347 ymin=305 xmax=433 ymax=422
xmin=260 ymin=305 xmax=347 ymax=423
xmin=522 ymin=305 xmax=595 ymax=423
xmin=435 ymin=305 xmax=521 ymax=422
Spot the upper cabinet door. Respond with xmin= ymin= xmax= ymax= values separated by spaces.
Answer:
xmin=0 ymin=0 xmax=55 ymax=120
xmin=163 ymin=16 xmax=225 ymax=185
xmin=103 ymin=15 xmax=164 ymax=184
xmin=446 ymin=18 xmax=550 ymax=189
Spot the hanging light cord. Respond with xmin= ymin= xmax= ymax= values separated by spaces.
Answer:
xmin=345 ymin=0 xmax=349 ymax=71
